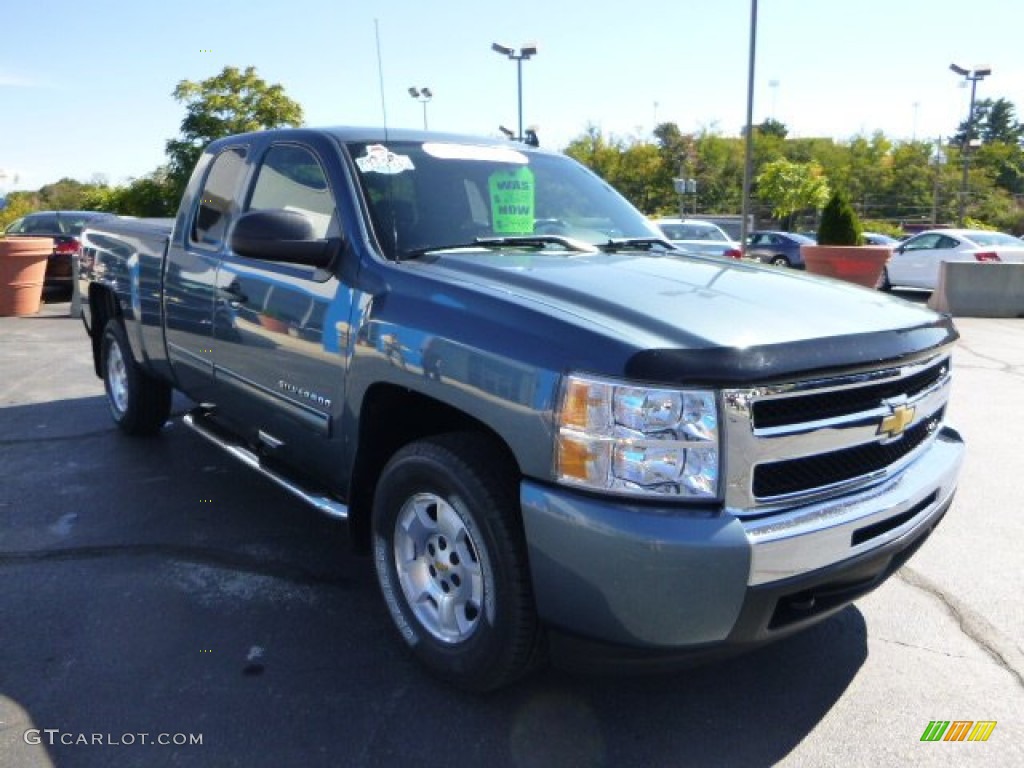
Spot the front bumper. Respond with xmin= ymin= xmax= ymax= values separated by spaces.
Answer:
xmin=520 ymin=425 xmax=964 ymax=652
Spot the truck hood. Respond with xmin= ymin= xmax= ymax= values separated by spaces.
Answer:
xmin=418 ymin=249 xmax=956 ymax=382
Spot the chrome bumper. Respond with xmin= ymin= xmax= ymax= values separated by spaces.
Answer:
xmin=742 ymin=425 xmax=964 ymax=586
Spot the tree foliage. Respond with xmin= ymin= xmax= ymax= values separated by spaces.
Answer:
xmin=953 ymin=98 xmax=1023 ymax=146
xmin=817 ymin=189 xmax=863 ymax=246
xmin=0 ymin=192 xmax=40 ymax=230
xmin=757 ymin=118 xmax=788 ymax=139
xmin=165 ymin=66 xmax=304 ymax=199
xmin=755 ymin=158 xmax=830 ymax=224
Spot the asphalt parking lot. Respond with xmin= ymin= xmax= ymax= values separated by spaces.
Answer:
xmin=1 ymin=295 xmax=1022 ymax=768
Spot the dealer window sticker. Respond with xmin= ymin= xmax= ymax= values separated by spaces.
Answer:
xmin=489 ymin=167 xmax=535 ymax=234
xmin=355 ymin=144 xmax=415 ymax=175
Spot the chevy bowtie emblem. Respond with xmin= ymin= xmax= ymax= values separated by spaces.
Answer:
xmin=878 ymin=403 xmax=916 ymax=439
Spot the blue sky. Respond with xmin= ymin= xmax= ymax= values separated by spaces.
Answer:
xmin=2 ymin=0 xmax=1022 ymax=192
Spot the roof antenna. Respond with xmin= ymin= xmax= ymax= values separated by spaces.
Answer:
xmin=374 ymin=18 xmax=388 ymax=135
xmin=374 ymin=19 xmax=401 ymax=262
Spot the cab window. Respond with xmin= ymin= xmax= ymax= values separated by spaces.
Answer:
xmin=192 ymin=147 xmax=247 ymax=248
xmin=247 ymin=144 xmax=338 ymax=238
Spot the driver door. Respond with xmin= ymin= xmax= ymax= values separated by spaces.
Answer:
xmin=211 ymin=139 xmax=354 ymax=481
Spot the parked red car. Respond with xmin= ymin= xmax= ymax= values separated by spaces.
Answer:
xmin=3 ymin=211 xmax=116 ymax=292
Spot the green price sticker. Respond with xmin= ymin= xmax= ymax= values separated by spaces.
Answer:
xmin=489 ymin=167 xmax=535 ymax=234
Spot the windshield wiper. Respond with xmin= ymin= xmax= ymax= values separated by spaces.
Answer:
xmin=406 ymin=235 xmax=598 ymax=258
xmin=598 ymin=237 xmax=677 ymax=253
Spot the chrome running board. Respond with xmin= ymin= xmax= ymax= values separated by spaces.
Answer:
xmin=183 ymin=409 xmax=349 ymax=520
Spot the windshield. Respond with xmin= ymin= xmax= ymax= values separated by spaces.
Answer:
xmin=346 ymin=141 xmax=661 ymax=259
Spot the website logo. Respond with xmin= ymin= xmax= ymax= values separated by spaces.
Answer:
xmin=920 ymin=721 xmax=997 ymax=742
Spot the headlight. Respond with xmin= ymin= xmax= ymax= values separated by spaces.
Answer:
xmin=555 ymin=373 xmax=720 ymax=499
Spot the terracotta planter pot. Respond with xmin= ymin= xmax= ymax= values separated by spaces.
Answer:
xmin=800 ymin=244 xmax=892 ymax=289
xmin=0 ymin=237 xmax=53 ymax=316
xmin=258 ymin=314 xmax=289 ymax=334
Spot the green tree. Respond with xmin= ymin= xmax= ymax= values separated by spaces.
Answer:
xmin=564 ymin=124 xmax=624 ymax=182
xmin=817 ymin=189 xmax=863 ymax=245
xmin=981 ymin=98 xmax=1023 ymax=144
xmin=117 ymin=170 xmax=179 ymax=217
xmin=616 ymin=141 xmax=665 ymax=213
xmin=0 ymin=191 xmax=41 ymax=229
xmin=165 ymin=66 xmax=304 ymax=200
xmin=755 ymin=158 xmax=830 ymax=228
xmin=693 ymin=131 xmax=745 ymax=214
xmin=954 ymin=97 xmax=1023 ymax=146
xmin=882 ymin=141 xmax=945 ymax=225
xmin=757 ymin=118 xmax=788 ymax=139
xmin=651 ymin=122 xmax=696 ymax=214
xmin=36 ymin=178 xmax=94 ymax=210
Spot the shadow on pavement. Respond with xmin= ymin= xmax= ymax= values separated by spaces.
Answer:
xmin=1 ymin=397 xmax=868 ymax=768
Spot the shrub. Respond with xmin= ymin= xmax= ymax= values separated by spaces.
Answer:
xmin=817 ymin=190 xmax=863 ymax=246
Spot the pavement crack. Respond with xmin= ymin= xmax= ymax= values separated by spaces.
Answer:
xmin=899 ymin=567 xmax=1024 ymax=689
xmin=954 ymin=342 xmax=1024 ymax=379
xmin=874 ymin=636 xmax=967 ymax=659
xmin=0 ymin=544 xmax=353 ymax=589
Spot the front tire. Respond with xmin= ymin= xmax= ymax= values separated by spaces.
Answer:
xmin=101 ymin=320 xmax=172 ymax=436
xmin=372 ymin=433 xmax=541 ymax=691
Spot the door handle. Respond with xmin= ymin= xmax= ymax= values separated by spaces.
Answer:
xmin=218 ymin=282 xmax=248 ymax=307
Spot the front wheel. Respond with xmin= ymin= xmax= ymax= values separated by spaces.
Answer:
xmin=372 ymin=433 xmax=542 ymax=690
xmin=101 ymin=320 xmax=172 ymax=436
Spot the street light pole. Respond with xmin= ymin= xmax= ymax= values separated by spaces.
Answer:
xmin=949 ymin=63 xmax=991 ymax=226
xmin=491 ymin=42 xmax=538 ymax=141
xmin=408 ymin=87 xmax=433 ymax=130
xmin=740 ymin=0 xmax=758 ymax=251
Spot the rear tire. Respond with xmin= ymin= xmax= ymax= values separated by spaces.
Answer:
xmin=101 ymin=320 xmax=172 ymax=436
xmin=771 ymin=255 xmax=790 ymax=267
xmin=372 ymin=433 xmax=542 ymax=691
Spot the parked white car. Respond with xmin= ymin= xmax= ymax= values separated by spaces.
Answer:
xmin=653 ymin=218 xmax=742 ymax=260
xmin=881 ymin=229 xmax=1024 ymax=291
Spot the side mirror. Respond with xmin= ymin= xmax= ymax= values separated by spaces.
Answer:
xmin=230 ymin=209 xmax=337 ymax=267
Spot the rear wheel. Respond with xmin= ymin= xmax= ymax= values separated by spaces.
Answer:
xmin=372 ymin=433 xmax=542 ymax=691
xmin=101 ymin=320 xmax=172 ymax=436
xmin=771 ymin=255 xmax=790 ymax=267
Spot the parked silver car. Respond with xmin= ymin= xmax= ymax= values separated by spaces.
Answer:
xmin=654 ymin=218 xmax=742 ymax=259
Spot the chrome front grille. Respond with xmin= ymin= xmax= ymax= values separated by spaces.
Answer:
xmin=751 ymin=363 xmax=947 ymax=429
xmin=723 ymin=354 xmax=952 ymax=515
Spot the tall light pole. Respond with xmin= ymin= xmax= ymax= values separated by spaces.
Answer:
xmin=491 ymin=42 xmax=538 ymax=141
xmin=408 ymin=87 xmax=433 ymax=130
xmin=740 ymin=0 xmax=758 ymax=251
xmin=949 ymin=63 xmax=991 ymax=226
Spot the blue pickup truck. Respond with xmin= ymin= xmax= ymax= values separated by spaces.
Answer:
xmin=78 ymin=127 xmax=964 ymax=690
